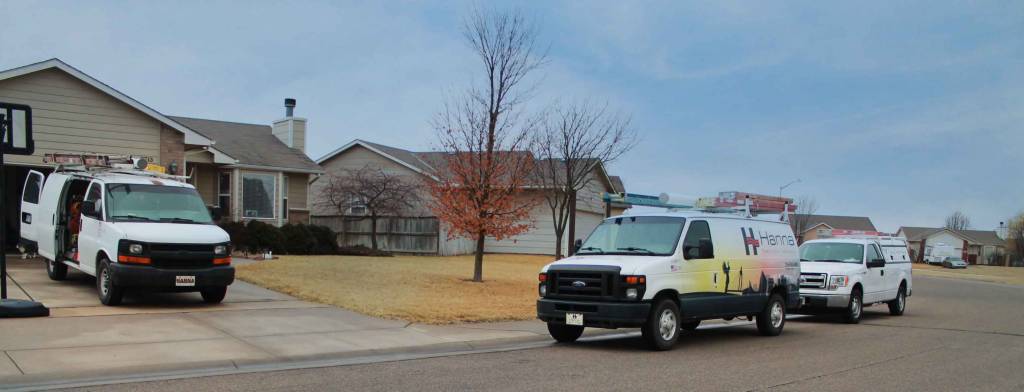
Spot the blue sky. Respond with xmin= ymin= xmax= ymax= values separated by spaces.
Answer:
xmin=1 ymin=1 xmax=1021 ymax=232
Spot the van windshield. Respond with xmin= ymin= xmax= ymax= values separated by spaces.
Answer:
xmin=800 ymin=243 xmax=864 ymax=263
xmin=576 ymin=216 xmax=685 ymax=256
xmin=105 ymin=184 xmax=213 ymax=224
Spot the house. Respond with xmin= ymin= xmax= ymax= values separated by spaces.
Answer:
xmin=897 ymin=226 xmax=1009 ymax=265
xmin=0 ymin=58 xmax=321 ymax=248
xmin=789 ymin=214 xmax=877 ymax=244
xmin=312 ymin=139 xmax=627 ymax=256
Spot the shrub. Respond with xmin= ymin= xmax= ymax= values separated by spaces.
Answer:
xmin=280 ymin=223 xmax=317 ymax=255
xmin=307 ymin=224 xmax=340 ymax=254
xmin=219 ymin=221 xmax=249 ymax=254
xmin=246 ymin=220 xmax=285 ymax=254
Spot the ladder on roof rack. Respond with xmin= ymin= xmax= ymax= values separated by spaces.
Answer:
xmin=604 ymin=191 xmax=797 ymax=222
xmin=44 ymin=153 xmax=188 ymax=182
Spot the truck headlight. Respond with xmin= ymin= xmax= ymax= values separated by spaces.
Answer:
xmin=539 ymin=284 xmax=547 ymax=297
xmin=214 ymin=245 xmax=228 ymax=255
xmin=626 ymin=288 xmax=638 ymax=299
xmin=128 ymin=243 xmax=144 ymax=255
xmin=828 ymin=275 xmax=849 ymax=290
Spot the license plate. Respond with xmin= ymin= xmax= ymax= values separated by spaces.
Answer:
xmin=175 ymin=275 xmax=196 ymax=287
xmin=566 ymin=312 xmax=583 ymax=326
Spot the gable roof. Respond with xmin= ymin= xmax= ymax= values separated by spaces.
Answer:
xmin=170 ymin=116 xmax=321 ymax=173
xmin=898 ymin=226 xmax=1007 ymax=247
xmin=609 ymin=176 xmax=626 ymax=193
xmin=0 ymin=58 xmax=213 ymax=146
xmin=791 ymin=214 xmax=876 ymax=234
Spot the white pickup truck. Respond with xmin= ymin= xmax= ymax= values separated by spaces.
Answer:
xmin=797 ymin=236 xmax=911 ymax=323
xmin=19 ymin=165 xmax=234 ymax=305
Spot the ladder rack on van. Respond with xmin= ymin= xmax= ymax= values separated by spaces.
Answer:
xmin=44 ymin=153 xmax=189 ymax=182
xmin=604 ymin=191 xmax=796 ymax=222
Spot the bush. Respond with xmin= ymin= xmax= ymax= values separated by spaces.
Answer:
xmin=245 ymin=220 xmax=285 ymax=254
xmin=307 ymin=224 xmax=340 ymax=254
xmin=219 ymin=221 xmax=248 ymax=254
xmin=218 ymin=221 xmax=341 ymax=255
xmin=280 ymin=224 xmax=317 ymax=255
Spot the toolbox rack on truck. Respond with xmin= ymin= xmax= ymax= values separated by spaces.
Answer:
xmin=44 ymin=153 xmax=189 ymax=182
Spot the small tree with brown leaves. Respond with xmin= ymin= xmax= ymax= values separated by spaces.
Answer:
xmin=945 ymin=211 xmax=971 ymax=231
xmin=1009 ymin=212 xmax=1024 ymax=263
xmin=429 ymin=7 xmax=546 ymax=282
xmin=318 ymin=166 xmax=418 ymax=251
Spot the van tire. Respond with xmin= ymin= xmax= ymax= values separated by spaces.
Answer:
xmin=888 ymin=285 xmax=906 ymax=316
xmin=643 ymin=298 xmax=681 ymax=350
xmin=47 ymin=258 xmax=68 ymax=281
xmin=547 ymin=322 xmax=584 ymax=343
xmin=96 ymin=259 xmax=124 ymax=306
xmin=756 ymin=294 xmax=786 ymax=336
xmin=844 ymin=288 xmax=863 ymax=324
xmin=201 ymin=286 xmax=228 ymax=304
xmin=681 ymin=320 xmax=701 ymax=331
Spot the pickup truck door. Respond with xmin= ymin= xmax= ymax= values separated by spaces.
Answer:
xmin=19 ymin=170 xmax=46 ymax=249
xmin=862 ymin=244 xmax=886 ymax=303
xmin=77 ymin=181 xmax=104 ymax=275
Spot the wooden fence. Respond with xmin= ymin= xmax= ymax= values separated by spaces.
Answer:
xmin=311 ymin=215 xmax=440 ymax=254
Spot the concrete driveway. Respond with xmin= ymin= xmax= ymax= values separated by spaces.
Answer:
xmin=0 ymin=257 xmax=552 ymax=388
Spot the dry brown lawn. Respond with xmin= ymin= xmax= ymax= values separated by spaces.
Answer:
xmin=236 ymin=254 xmax=552 ymax=324
xmin=913 ymin=263 xmax=1024 ymax=285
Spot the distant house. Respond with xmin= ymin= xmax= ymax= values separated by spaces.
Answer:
xmin=790 ymin=214 xmax=877 ymax=244
xmin=312 ymin=139 xmax=627 ymax=256
xmin=897 ymin=227 xmax=1009 ymax=265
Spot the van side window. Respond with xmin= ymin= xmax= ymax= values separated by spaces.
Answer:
xmin=23 ymin=174 xmax=41 ymax=204
xmin=682 ymin=221 xmax=713 ymax=260
xmin=85 ymin=182 xmax=103 ymax=218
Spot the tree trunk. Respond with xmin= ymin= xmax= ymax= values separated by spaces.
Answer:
xmin=554 ymin=231 xmax=564 ymax=260
xmin=473 ymin=232 xmax=486 ymax=282
xmin=370 ymin=214 xmax=378 ymax=250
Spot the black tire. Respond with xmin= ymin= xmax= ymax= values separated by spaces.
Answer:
xmin=680 ymin=320 xmax=701 ymax=331
xmin=844 ymin=288 xmax=863 ymax=324
xmin=547 ymin=322 xmax=584 ymax=343
xmin=96 ymin=258 xmax=124 ymax=306
xmin=47 ymin=258 xmax=68 ymax=281
xmin=201 ymin=286 xmax=228 ymax=304
xmin=756 ymin=293 xmax=786 ymax=336
xmin=888 ymin=284 xmax=907 ymax=316
xmin=643 ymin=298 xmax=681 ymax=350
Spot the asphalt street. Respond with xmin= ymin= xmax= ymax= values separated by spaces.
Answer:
xmin=64 ymin=275 xmax=1024 ymax=392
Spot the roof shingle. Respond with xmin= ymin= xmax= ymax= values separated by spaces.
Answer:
xmin=170 ymin=116 xmax=321 ymax=172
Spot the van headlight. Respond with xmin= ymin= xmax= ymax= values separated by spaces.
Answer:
xmin=539 ymin=284 xmax=547 ymax=297
xmin=828 ymin=275 xmax=849 ymax=290
xmin=128 ymin=243 xmax=144 ymax=255
xmin=214 ymin=245 xmax=228 ymax=255
xmin=626 ymin=288 xmax=638 ymax=299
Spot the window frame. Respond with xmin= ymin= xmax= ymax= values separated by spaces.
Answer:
xmin=682 ymin=220 xmax=714 ymax=260
xmin=85 ymin=181 xmax=105 ymax=221
xmin=241 ymin=172 xmax=277 ymax=219
xmin=281 ymin=174 xmax=289 ymax=220
xmin=22 ymin=172 xmax=42 ymax=204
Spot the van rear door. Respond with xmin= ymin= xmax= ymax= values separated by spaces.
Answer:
xmin=35 ymin=172 xmax=69 ymax=261
xmin=19 ymin=170 xmax=46 ymax=250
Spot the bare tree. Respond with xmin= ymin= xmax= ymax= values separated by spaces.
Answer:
xmin=428 ymin=7 xmax=547 ymax=282
xmin=318 ymin=166 xmax=418 ymax=251
xmin=790 ymin=196 xmax=820 ymax=243
xmin=532 ymin=101 xmax=636 ymax=259
xmin=944 ymin=211 xmax=971 ymax=231
xmin=1009 ymin=212 xmax=1024 ymax=262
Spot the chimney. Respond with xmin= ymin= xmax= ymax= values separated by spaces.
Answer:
xmin=272 ymin=98 xmax=306 ymax=152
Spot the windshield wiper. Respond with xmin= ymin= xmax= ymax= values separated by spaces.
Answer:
xmin=813 ymin=259 xmax=844 ymax=263
xmin=577 ymin=246 xmax=604 ymax=254
xmin=160 ymin=217 xmax=199 ymax=224
xmin=111 ymin=215 xmax=153 ymax=222
xmin=617 ymin=247 xmax=656 ymax=255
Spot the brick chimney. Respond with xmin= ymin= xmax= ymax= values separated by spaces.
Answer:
xmin=272 ymin=98 xmax=306 ymax=152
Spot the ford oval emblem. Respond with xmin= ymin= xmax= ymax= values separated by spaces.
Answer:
xmin=572 ymin=280 xmax=587 ymax=288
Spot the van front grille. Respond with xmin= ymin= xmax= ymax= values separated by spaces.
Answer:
xmin=552 ymin=271 xmax=614 ymax=298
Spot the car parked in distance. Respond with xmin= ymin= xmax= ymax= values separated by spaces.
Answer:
xmin=942 ymin=257 xmax=968 ymax=269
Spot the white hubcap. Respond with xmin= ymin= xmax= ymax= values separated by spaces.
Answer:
xmin=100 ymin=268 xmax=109 ymax=297
xmin=659 ymin=309 xmax=677 ymax=341
xmin=770 ymin=301 xmax=784 ymax=328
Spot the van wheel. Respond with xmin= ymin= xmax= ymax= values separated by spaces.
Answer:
xmin=200 ymin=286 xmax=228 ymax=304
xmin=96 ymin=259 xmax=124 ymax=306
xmin=47 ymin=258 xmax=68 ymax=281
xmin=547 ymin=322 xmax=584 ymax=343
xmin=888 ymin=285 xmax=906 ymax=316
xmin=643 ymin=298 xmax=680 ymax=350
xmin=844 ymin=288 xmax=863 ymax=324
xmin=756 ymin=294 xmax=786 ymax=336
xmin=681 ymin=320 xmax=700 ymax=331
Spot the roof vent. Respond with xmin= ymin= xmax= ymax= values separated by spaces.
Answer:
xmin=284 ymin=98 xmax=296 ymax=117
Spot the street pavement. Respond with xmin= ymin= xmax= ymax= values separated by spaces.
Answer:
xmin=59 ymin=274 xmax=1024 ymax=392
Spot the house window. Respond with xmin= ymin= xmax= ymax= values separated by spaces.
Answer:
xmin=217 ymin=172 xmax=231 ymax=209
xmin=242 ymin=173 xmax=275 ymax=219
xmin=282 ymin=174 xmax=289 ymax=220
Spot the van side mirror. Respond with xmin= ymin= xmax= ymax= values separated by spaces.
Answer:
xmin=573 ymin=239 xmax=583 ymax=253
xmin=867 ymin=258 xmax=885 ymax=268
xmin=699 ymin=239 xmax=714 ymax=259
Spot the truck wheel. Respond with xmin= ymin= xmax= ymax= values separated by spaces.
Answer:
xmin=888 ymin=285 xmax=906 ymax=316
xmin=200 ymin=286 xmax=228 ymax=304
xmin=844 ymin=288 xmax=862 ymax=324
xmin=96 ymin=259 xmax=124 ymax=306
xmin=681 ymin=320 xmax=701 ymax=331
xmin=643 ymin=298 xmax=680 ymax=350
xmin=756 ymin=294 xmax=786 ymax=336
xmin=47 ymin=258 xmax=68 ymax=281
xmin=547 ymin=322 xmax=584 ymax=343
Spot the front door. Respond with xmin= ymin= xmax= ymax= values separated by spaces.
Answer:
xmin=19 ymin=170 xmax=45 ymax=249
xmin=862 ymin=243 xmax=886 ymax=303
xmin=77 ymin=181 xmax=104 ymax=274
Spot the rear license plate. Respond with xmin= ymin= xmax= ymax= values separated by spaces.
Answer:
xmin=566 ymin=312 xmax=583 ymax=326
xmin=175 ymin=275 xmax=196 ymax=287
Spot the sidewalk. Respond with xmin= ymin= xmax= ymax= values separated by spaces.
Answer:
xmin=0 ymin=257 xmax=603 ymax=388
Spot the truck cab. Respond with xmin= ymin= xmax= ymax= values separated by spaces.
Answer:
xmin=797 ymin=236 xmax=912 ymax=323
xmin=537 ymin=209 xmax=801 ymax=350
xmin=20 ymin=164 xmax=234 ymax=306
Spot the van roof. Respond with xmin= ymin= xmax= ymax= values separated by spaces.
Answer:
xmin=64 ymin=170 xmax=194 ymax=188
xmin=611 ymin=210 xmax=791 ymax=224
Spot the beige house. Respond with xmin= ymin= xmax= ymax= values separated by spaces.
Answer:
xmin=897 ymin=226 xmax=1008 ymax=265
xmin=312 ymin=139 xmax=627 ymax=256
xmin=0 ymin=58 xmax=320 ymax=248
xmin=789 ymin=214 xmax=877 ymax=244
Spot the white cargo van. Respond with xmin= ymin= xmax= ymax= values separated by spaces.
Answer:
xmin=797 ymin=236 xmax=911 ymax=323
xmin=19 ymin=163 xmax=233 ymax=305
xmin=924 ymin=243 xmax=956 ymax=265
xmin=537 ymin=208 xmax=801 ymax=350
